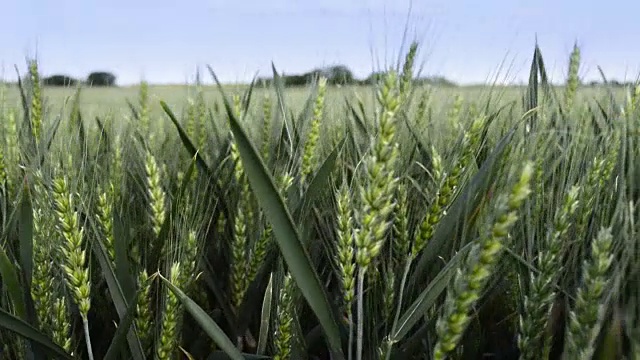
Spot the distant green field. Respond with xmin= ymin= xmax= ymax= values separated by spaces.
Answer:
xmin=1 ymin=82 xmax=625 ymax=124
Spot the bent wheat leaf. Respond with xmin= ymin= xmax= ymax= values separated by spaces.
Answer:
xmin=209 ymin=69 xmax=345 ymax=360
xmin=103 ymin=285 xmax=144 ymax=360
xmin=158 ymin=274 xmax=244 ymax=360
xmin=0 ymin=308 xmax=72 ymax=359
xmin=391 ymin=242 xmax=472 ymax=341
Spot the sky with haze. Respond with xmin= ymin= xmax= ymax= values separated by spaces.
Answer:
xmin=1 ymin=0 xmax=639 ymax=85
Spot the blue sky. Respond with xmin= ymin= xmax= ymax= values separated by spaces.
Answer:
xmin=1 ymin=0 xmax=639 ymax=85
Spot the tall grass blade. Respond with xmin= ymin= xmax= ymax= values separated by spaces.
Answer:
xmin=113 ymin=211 xmax=136 ymax=302
xmin=160 ymin=101 xmax=211 ymax=173
xmin=88 ymin=218 xmax=145 ymax=360
xmin=38 ymin=114 xmax=63 ymax=167
xmin=0 ymin=243 xmax=26 ymax=320
xmin=103 ymin=286 xmax=143 ymax=360
xmin=17 ymin=184 xmax=33 ymax=291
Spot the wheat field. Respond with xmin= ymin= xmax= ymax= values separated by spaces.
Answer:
xmin=0 ymin=43 xmax=637 ymax=360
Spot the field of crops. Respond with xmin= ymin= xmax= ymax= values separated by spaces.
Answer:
xmin=0 ymin=42 xmax=637 ymax=360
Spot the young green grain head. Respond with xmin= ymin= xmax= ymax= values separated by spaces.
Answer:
xmin=177 ymin=229 xmax=200 ymax=291
xmin=518 ymin=185 xmax=581 ymax=360
xmin=564 ymin=227 xmax=615 ymax=360
xmin=28 ymin=60 xmax=43 ymax=145
xmin=230 ymin=130 xmax=256 ymax=308
xmin=335 ymin=183 xmax=356 ymax=314
xmin=261 ymin=93 xmax=273 ymax=160
xmin=564 ymin=43 xmax=581 ymax=110
xmin=139 ymin=80 xmax=150 ymax=135
xmin=413 ymin=115 xmax=486 ymax=258
xmin=96 ymin=188 xmax=115 ymax=264
xmin=185 ymin=97 xmax=197 ymax=143
xmin=448 ymin=94 xmax=464 ymax=131
xmin=156 ymin=262 xmax=184 ymax=360
xmin=51 ymin=297 xmax=72 ymax=353
xmin=433 ymin=162 xmax=533 ymax=360
xmin=273 ymin=273 xmax=295 ymax=360
xmin=52 ymin=176 xmax=91 ymax=320
xmin=231 ymin=199 xmax=249 ymax=309
xmin=300 ymin=76 xmax=327 ymax=185
xmin=112 ymin=134 xmax=123 ymax=186
xmin=52 ymin=175 xmax=94 ymax=359
xmin=145 ymin=149 xmax=167 ymax=240
xmin=29 ymin=171 xmax=58 ymax=334
xmin=196 ymin=87 xmax=208 ymax=150
xmin=354 ymin=70 xmax=402 ymax=271
xmin=415 ymin=90 xmax=431 ymax=127
xmin=5 ymin=107 xmax=17 ymax=175
xmin=399 ymin=41 xmax=419 ymax=100
xmin=135 ymin=269 xmax=154 ymax=354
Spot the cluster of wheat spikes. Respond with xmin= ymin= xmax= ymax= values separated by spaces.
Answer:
xmin=0 ymin=40 xmax=637 ymax=360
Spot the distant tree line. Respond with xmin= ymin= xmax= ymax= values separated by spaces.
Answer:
xmin=586 ymin=80 xmax=638 ymax=88
xmin=42 ymin=71 xmax=117 ymax=87
xmin=256 ymin=65 xmax=457 ymax=87
xmin=39 ymin=64 xmax=459 ymax=88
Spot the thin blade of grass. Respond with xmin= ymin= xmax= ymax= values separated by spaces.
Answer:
xmin=524 ymin=44 xmax=540 ymax=130
xmin=70 ymin=87 xmax=87 ymax=161
xmin=39 ymin=114 xmax=63 ymax=167
xmin=241 ymin=74 xmax=259 ymax=117
xmin=257 ymin=272 xmax=274 ymax=355
xmin=103 ymin=285 xmax=143 ymax=360
xmin=266 ymin=64 xmax=294 ymax=167
xmin=14 ymin=65 xmax=31 ymax=145
xmin=345 ymin=97 xmax=368 ymax=139
xmin=391 ymin=242 xmax=472 ymax=340
xmin=160 ymin=100 xmax=211 ymax=174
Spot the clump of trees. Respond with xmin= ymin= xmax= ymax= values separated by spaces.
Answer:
xmin=87 ymin=72 xmax=116 ymax=87
xmin=43 ymin=75 xmax=79 ymax=87
xmin=39 ymin=71 xmax=118 ymax=87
